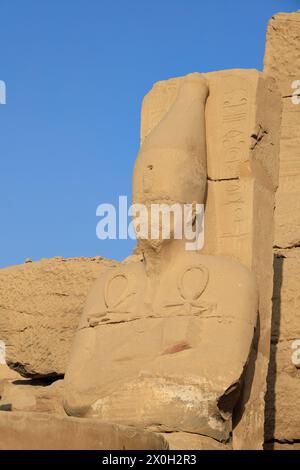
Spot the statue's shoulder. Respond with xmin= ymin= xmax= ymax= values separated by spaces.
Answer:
xmin=92 ymin=257 xmax=145 ymax=286
xmin=179 ymin=252 xmax=256 ymax=285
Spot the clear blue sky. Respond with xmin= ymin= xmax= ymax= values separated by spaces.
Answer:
xmin=0 ymin=0 xmax=299 ymax=268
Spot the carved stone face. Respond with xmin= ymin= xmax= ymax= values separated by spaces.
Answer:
xmin=131 ymin=73 xmax=208 ymax=246
xmin=132 ymin=147 xmax=207 ymax=247
xmin=133 ymin=75 xmax=208 ymax=208
xmin=133 ymin=147 xmax=207 ymax=206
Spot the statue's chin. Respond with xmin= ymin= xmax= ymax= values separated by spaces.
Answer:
xmin=137 ymin=237 xmax=170 ymax=254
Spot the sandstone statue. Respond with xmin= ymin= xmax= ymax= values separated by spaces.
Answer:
xmin=63 ymin=73 xmax=263 ymax=445
xmin=2 ymin=8 xmax=293 ymax=449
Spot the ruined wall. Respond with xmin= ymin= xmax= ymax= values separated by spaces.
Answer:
xmin=0 ymin=257 xmax=118 ymax=377
xmin=264 ymin=11 xmax=300 ymax=449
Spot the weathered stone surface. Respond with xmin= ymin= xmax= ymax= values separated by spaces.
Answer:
xmin=0 ymin=412 xmax=169 ymax=450
xmin=265 ymin=249 xmax=300 ymax=443
xmin=272 ymin=249 xmax=300 ymax=342
xmin=0 ymin=378 xmax=65 ymax=415
xmin=163 ymin=432 xmax=230 ymax=450
xmin=0 ymin=382 xmax=36 ymax=412
xmin=64 ymin=255 xmax=258 ymax=443
xmin=267 ymin=368 xmax=300 ymax=442
xmin=0 ymin=340 xmax=5 ymax=364
xmin=263 ymin=10 xmax=300 ymax=449
xmin=264 ymin=10 xmax=300 ymax=248
xmin=0 ymin=364 xmax=21 ymax=381
xmin=0 ymin=257 xmax=118 ymax=377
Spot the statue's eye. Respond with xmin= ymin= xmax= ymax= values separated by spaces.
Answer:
xmin=147 ymin=164 xmax=153 ymax=170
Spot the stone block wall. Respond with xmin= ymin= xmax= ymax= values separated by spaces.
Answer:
xmin=264 ymin=10 xmax=300 ymax=449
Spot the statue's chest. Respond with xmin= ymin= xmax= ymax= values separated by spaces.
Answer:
xmin=96 ymin=260 xmax=217 ymax=323
xmin=150 ymin=262 xmax=217 ymax=318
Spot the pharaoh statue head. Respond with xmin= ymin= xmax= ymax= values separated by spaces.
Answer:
xmin=132 ymin=73 xmax=208 ymax=253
